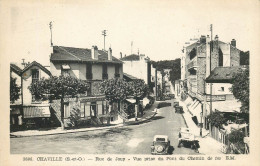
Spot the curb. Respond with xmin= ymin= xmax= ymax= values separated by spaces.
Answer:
xmin=10 ymin=111 xmax=158 ymax=138
xmin=126 ymin=111 xmax=157 ymax=125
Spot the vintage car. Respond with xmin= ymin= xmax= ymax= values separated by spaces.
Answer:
xmin=178 ymin=128 xmax=199 ymax=152
xmin=151 ymin=135 xmax=170 ymax=155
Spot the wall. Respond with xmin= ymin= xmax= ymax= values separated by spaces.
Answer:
xmin=92 ymin=64 xmax=102 ymax=80
xmin=123 ymin=60 xmax=148 ymax=84
xmin=211 ymin=83 xmax=233 ymax=95
xmin=22 ymin=66 xmax=50 ymax=105
xmin=230 ymin=46 xmax=240 ymax=67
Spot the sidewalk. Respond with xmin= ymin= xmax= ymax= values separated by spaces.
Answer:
xmin=10 ymin=102 xmax=158 ymax=138
xmin=176 ymin=96 xmax=223 ymax=154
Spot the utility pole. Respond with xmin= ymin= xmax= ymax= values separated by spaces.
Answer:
xmin=131 ymin=41 xmax=133 ymax=54
xmin=21 ymin=59 xmax=27 ymax=68
xmin=102 ymin=30 xmax=107 ymax=50
xmin=49 ymin=21 xmax=53 ymax=46
xmin=209 ymin=24 xmax=213 ymax=115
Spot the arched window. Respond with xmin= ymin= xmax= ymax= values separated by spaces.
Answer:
xmin=219 ymin=48 xmax=223 ymax=67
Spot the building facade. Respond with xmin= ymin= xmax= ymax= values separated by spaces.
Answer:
xmin=50 ymin=45 xmax=124 ymax=127
xmin=10 ymin=61 xmax=52 ymax=129
xmin=182 ymin=35 xmax=249 ymax=130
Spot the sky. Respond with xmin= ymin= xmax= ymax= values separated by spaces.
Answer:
xmin=1 ymin=0 xmax=260 ymax=67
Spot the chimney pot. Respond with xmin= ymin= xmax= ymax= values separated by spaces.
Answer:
xmin=91 ymin=45 xmax=99 ymax=59
xmin=108 ymin=47 xmax=112 ymax=61
xmin=215 ymin=35 xmax=219 ymax=41
xmin=120 ymin=52 xmax=122 ymax=59
xmin=231 ymin=39 xmax=236 ymax=47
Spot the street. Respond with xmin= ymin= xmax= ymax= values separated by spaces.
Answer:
xmin=10 ymin=101 xmax=198 ymax=154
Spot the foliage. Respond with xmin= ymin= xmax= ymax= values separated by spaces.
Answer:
xmin=230 ymin=67 xmax=249 ymax=113
xmin=10 ymin=77 xmax=21 ymax=103
xmin=228 ymin=129 xmax=245 ymax=144
xmin=150 ymin=58 xmax=181 ymax=82
xmin=207 ymin=112 xmax=227 ymax=128
xmin=128 ymin=79 xmax=149 ymax=100
xmin=29 ymin=75 xmax=90 ymax=100
xmin=99 ymin=78 xmax=130 ymax=104
xmin=169 ymin=58 xmax=181 ymax=82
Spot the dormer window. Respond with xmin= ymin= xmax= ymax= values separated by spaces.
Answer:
xmin=61 ymin=64 xmax=70 ymax=77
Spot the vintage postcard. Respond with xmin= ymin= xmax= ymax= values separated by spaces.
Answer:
xmin=0 ymin=0 xmax=260 ymax=165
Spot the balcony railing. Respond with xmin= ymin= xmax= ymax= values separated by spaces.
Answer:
xmin=187 ymin=58 xmax=198 ymax=70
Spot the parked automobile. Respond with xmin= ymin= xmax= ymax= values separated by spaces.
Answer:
xmin=151 ymin=135 xmax=170 ymax=155
xmin=178 ymin=128 xmax=199 ymax=153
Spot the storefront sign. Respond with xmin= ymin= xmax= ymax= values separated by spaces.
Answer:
xmin=206 ymin=95 xmax=226 ymax=102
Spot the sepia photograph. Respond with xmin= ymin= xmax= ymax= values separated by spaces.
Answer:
xmin=1 ymin=0 xmax=260 ymax=165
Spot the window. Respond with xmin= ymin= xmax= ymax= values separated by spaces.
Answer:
xmin=32 ymin=69 xmax=39 ymax=83
xmin=115 ymin=64 xmax=120 ymax=78
xmin=219 ymin=48 xmax=223 ymax=67
xmin=86 ymin=64 xmax=92 ymax=79
xmin=221 ymin=87 xmax=224 ymax=91
xmin=102 ymin=64 xmax=108 ymax=79
xmin=61 ymin=64 xmax=70 ymax=77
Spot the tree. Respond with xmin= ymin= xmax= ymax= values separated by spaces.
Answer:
xmin=99 ymin=78 xmax=130 ymax=123
xmin=230 ymin=67 xmax=249 ymax=113
xmin=128 ymin=79 xmax=149 ymax=117
xmin=207 ymin=111 xmax=227 ymax=129
xmin=10 ymin=77 xmax=21 ymax=103
xmin=169 ymin=58 xmax=181 ymax=83
xmin=29 ymin=75 xmax=90 ymax=129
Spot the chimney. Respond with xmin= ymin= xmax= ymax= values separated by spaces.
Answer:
xmin=108 ymin=47 xmax=112 ymax=61
xmin=231 ymin=39 xmax=236 ymax=47
xmin=200 ymin=35 xmax=206 ymax=43
xmin=215 ymin=35 xmax=219 ymax=41
xmin=120 ymin=52 xmax=122 ymax=59
xmin=91 ymin=46 xmax=99 ymax=59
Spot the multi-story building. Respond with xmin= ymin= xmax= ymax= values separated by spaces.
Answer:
xmin=120 ymin=53 xmax=151 ymax=83
xmin=182 ymin=35 xmax=249 ymax=129
xmin=50 ymin=45 xmax=124 ymax=126
xmin=10 ymin=61 xmax=52 ymax=129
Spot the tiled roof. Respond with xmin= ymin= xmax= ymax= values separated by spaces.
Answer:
xmin=10 ymin=63 xmax=22 ymax=75
xmin=50 ymin=46 xmax=122 ymax=63
xmin=123 ymin=73 xmax=140 ymax=81
xmin=120 ymin=54 xmax=140 ymax=61
xmin=22 ymin=61 xmax=52 ymax=76
xmin=206 ymin=66 xmax=242 ymax=83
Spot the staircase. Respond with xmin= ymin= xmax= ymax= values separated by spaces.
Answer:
xmin=91 ymin=116 xmax=103 ymax=125
xmin=117 ymin=109 xmax=128 ymax=122
xmin=50 ymin=100 xmax=63 ymax=127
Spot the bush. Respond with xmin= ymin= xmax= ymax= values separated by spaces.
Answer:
xmin=157 ymin=102 xmax=171 ymax=108
xmin=207 ymin=112 xmax=227 ymax=129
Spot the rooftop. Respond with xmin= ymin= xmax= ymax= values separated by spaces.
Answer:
xmin=50 ymin=46 xmax=122 ymax=63
xmin=120 ymin=54 xmax=140 ymax=61
xmin=206 ymin=66 xmax=243 ymax=83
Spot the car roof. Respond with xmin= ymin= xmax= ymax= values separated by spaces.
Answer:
xmin=153 ymin=135 xmax=169 ymax=141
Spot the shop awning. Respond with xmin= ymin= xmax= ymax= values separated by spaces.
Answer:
xmin=211 ymin=100 xmax=241 ymax=113
xmin=126 ymin=98 xmax=136 ymax=104
xmin=23 ymin=106 xmax=51 ymax=118
xmin=61 ymin=64 xmax=70 ymax=70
